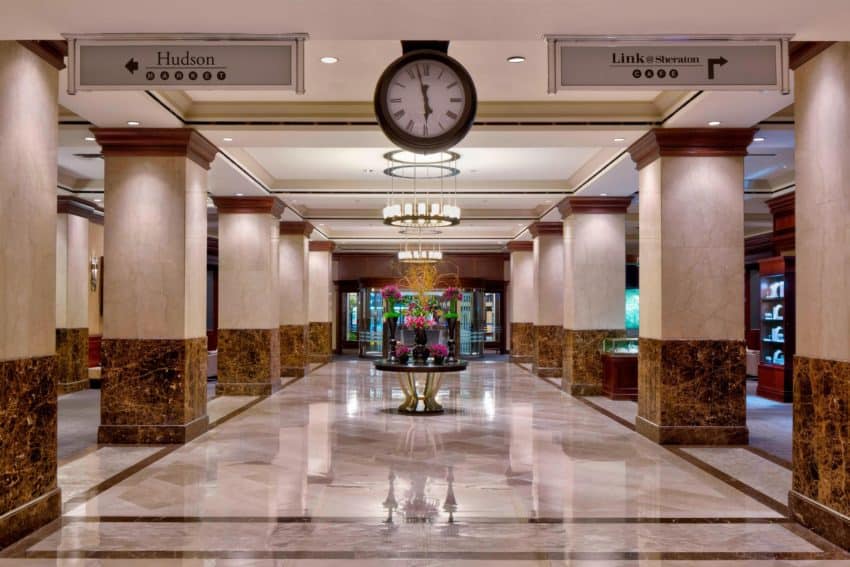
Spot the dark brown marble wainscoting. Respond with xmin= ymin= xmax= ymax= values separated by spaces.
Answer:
xmin=533 ymin=325 xmax=563 ymax=378
xmin=563 ymin=328 xmax=625 ymax=395
xmin=216 ymin=328 xmax=280 ymax=396
xmin=98 ymin=337 xmax=208 ymax=444
xmin=308 ymin=321 xmax=332 ymax=363
xmin=636 ymin=337 xmax=747 ymax=445
xmin=510 ymin=322 xmax=534 ymax=363
xmin=56 ymin=328 xmax=89 ymax=394
xmin=280 ymin=324 xmax=308 ymax=377
xmin=0 ymin=354 xmax=60 ymax=548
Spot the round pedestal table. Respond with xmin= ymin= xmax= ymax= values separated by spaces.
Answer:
xmin=373 ymin=360 xmax=468 ymax=414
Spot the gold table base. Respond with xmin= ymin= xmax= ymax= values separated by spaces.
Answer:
xmin=397 ymin=372 xmax=445 ymax=414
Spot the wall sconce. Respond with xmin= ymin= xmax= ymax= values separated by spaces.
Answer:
xmin=90 ymin=255 xmax=99 ymax=291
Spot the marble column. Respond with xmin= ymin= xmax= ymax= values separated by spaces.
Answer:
xmin=213 ymin=197 xmax=284 ymax=396
xmin=507 ymin=241 xmax=535 ymax=363
xmin=279 ymin=222 xmax=312 ymax=377
xmin=92 ymin=128 xmax=217 ymax=444
xmin=308 ymin=241 xmax=335 ymax=363
xmin=789 ymin=42 xmax=850 ymax=548
xmin=530 ymin=222 xmax=564 ymax=378
xmin=0 ymin=41 xmax=62 ymax=548
xmin=628 ymin=128 xmax=754 ymax=445
xmin=56 ymin=197 xmax=95 ymax=394
xmin=559 ymin=197 xmax=631 ymax=395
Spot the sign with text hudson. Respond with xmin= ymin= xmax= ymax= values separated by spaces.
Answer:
xmin=64 ymin=34 xmax=307 ymax=94
xmin=546 ymin=36 xmax=791 ymax=94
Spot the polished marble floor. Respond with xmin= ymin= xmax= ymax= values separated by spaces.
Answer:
xmin=3 ymin=360 xmax=846 ymax=565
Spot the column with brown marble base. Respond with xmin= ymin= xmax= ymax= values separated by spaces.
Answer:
xmin=507 ymin=241 xmax=534 ymax=363
xmin=789 ymin=42 xmax=850 ymax=549
xmin=308 ymin=241 xmax=335 ymax=363
xmin=93 ymin=128 xmax=217 ymax=444
xmin=559 ymin=197 xmax=631 ymax=395
xmin=0 ymin=41 xmax=62 ymax=548
xmin=279 ymin=222 xmax=312 ymax=376
xmin=213 ymin=197 xmax=284 ymax=396
xmin=56 ymin=197 xmax=96 ymax=394
xmin=628 ymin=128 xmax=754 ymax=445
xmin=530 ymin=223 xmax=564 ymax=377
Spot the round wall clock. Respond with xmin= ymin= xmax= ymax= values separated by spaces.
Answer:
xmin=374 ymin=49 xmax=477 ymax=154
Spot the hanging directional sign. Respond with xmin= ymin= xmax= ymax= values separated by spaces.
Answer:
xmin=546 ymin=36 xmax=790 ymax=94
xmin=64 ymin=34 xmax=307 ymax=94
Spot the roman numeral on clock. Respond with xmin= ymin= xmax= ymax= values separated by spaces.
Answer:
xmin=393 ymin=109 xmax=405 ymax=120
xmin=446 ymin=110 xmax=458 ymax=120
xmin=406 ymin=120 xmax=415 ymax=132
xmin=390 ymin=98 xmax=402 ymax=103
xmin=450 ymin=97 xmax=462 ymax=103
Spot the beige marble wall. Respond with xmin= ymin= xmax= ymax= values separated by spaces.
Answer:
xmin=0 ymin=43 xmax=57 ymax=361
xmin=308 ymin=249 xmax=333 ymax=323
xmin=103 ymin=156 xmax=207 ymax=340
xmin=534 ymin=233 xmax=564 ymax=327
xmin=795 ymin=43 xmax=850 ymax=362
xmin=56 ymin=213 xmax=89 ymax=329
xmin=639 ymin=156 xmax=744 ymax=341
xmin=218 ymin=213 xmax=279 ymax=330
xmin=509 ymin=250 xmax=535 ymax=323
xmin=279 ymin=234 xmax=309 ymax=325
xmin=563 ymin=213 xmax=625 ymax=330
xmin=88 ymin=221 xmax=104 ymax=335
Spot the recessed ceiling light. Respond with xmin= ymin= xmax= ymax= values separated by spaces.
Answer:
xmin=320 ymin=56 xmax=339 ymax=64
xmin=318 ymin=223 xmax=325 ymax=226
xmin=507 ymin=56 xmax=525 ymax=63
xmin=600 ymin=193 xmax=608 ymax=196
xmin=235 ymin=193 xmax=244 ymax=196
xmin=222 ymin=137 xmax=233 ymax=142
xmin=84 ymin=136 xmax=96 ymax=142
xmin=753 ymin=137 xmax=765 ymax=142
xmin=613 ymin=137 xmax=625 ymax=143
xmin=126 ymin=120 xmax=140 ymax=126
xmin=707 ymin=120 xmax=721 ymax=126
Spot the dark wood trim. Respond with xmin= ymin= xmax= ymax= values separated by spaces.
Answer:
xmin=528 ymin=221 xmax=563 ymax=237
xmin=17 ymin=40 xmax=67 ymax=70
xmin=558 ymin=196 xmax=632 ymax=217
xmin=87 ymin=334 xmax=102 ymax=368
xmin=745 ymin=233 xmax=775 ymax=262
xmin=506 ymin=241 xmax=533 ymax=252
xmin=627 ymin=128 xmax=758 ymax=170
xmin=280 ymin=221 xmax=314 ymax=236
xmin=789 ymin=41 xmax=837 ymax=70
xmin=91 ymin=128 xmax=219 ymax=170
xmin=767 ymin=192 xmax=795 ymax=254
xmin=309 ymin=241 xmax=336 ymax=252
xmin=212 ymin=196 xmax=285 ymax=217
xmin=57 ymin=195 xmax=103 ymax=221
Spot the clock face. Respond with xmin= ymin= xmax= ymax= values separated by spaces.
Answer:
xmin=374 ymin=50 xmax=477 ymax=153
xmin=385 ymin=59 xmax=466 ymax=139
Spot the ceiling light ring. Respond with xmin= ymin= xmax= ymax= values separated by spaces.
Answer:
xmin=383 ymin=150 xmax=461 ymax=165
xmin=383 ymin=164 xmax=460 ymax=180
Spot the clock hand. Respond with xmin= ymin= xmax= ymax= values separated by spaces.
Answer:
xmin=415 ymin=66 xmax=433 ymax=124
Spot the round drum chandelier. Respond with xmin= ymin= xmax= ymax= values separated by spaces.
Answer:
xmin=381 ymin=151 xmax=462 ymax=228
xmin=397 ymin=228 xmax=443 ymax=264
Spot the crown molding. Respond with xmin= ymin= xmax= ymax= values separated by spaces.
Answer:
xmin=309 ymin=240 xmax=336 ymax=252
xmin=528 ymin=221 xmax=563 ymax=237
xmin=90 ymin=128 xmax=219 ymax=170
xmin=57 ymin=195 xmax=104 ymax=224
xmin=506 ymin=241 xmax=534 ymax=252
xmin=627 ymin=128 xmax=757 ymax=170
xmin=279 ymin=221 xmax=314 ymax=236
xmin=212 ymin=196 xmax=285 ymax=217
xmin=558 ymin=196 xmax=633 ymax=217
xmin=789 ymin=41 xmax=836 ymax=70
xmin=18 ymin=40 xmax=67 ymax=70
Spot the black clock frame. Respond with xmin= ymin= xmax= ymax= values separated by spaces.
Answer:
xmin=374 ymin=49 xmax=477 ymax=154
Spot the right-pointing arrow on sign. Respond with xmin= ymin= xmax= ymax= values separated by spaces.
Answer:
xmin=707 ymin=56 xmax=728 ymax=80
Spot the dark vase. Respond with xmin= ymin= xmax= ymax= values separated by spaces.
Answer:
xmin=398 ymin=353 xmax=410 ymax=365
xmin=386 ymin=316 xmax=399 ymax=362
xmin=433 ymin=355 xmax=445 ymax=365
xmin=445 ymin=317 xmax=458 ymax=363
xmin=412 ymin=328 xmax=429 ymax=362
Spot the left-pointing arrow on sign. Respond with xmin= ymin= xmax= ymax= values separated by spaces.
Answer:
xmin=125 ymin=58 xmax=139 ymax=74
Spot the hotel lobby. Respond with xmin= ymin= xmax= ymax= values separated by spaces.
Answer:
xmin=3 ymin=1 xmax=850 ymax=564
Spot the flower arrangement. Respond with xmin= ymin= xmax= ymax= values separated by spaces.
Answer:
xmin=404 ymin=295 xmax=439 ymax=329
xmin=429 ymin=344 xmax=449 ymax=357
xmin=395 ymin=344 xmax=410 ymax=356
xmin=405 ymin=314 xmax=435 ymax=330
xmin=441 ymin=287 xmax=461 ymax=319
xmin=381 ymin=284 xmax=402 ymax=319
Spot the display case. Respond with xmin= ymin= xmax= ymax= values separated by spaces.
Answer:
xmin=757 ymin=256 xmax=795 ymax=402
xmin=600 ymin=337 xmax=638 ymax=400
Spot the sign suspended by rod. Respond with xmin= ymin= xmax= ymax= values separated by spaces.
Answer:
xmin=546 ymin=35 xmax=791 ymax=94
xmin=63 ymin=33 xmax=308 ymax=94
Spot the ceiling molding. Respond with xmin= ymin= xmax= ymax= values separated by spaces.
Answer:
xmin=18 ymin=40 xmax=67 ymax=70
xmin=212 ymin=196 xmax=285 ymax=217
xmin=279 ymin=221 xmax=314 ymax=236
xmin=309 ymin=241 xmax=336 ymax=252
xmin=271 ymin=178 xmax=572 ymax=192
xmin=506 ymin=241 xmax=533 ymax=252
xmin=528 ymin=221 xmax=562 ymax=237
xmin=627 ymin=128 xmax=758 ymax=170
xmin=558 ymin=196 xmax=633 ymax=217
xmin=789 ymin=41 xmax=836 ymax=70
xmin=91 ymin=128 xmax=219 ymax=170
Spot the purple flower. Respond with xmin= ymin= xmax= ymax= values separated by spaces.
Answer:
xmin=381 ymin=285 xmax=402 ymax=300
xmin=429 ymin=343 xmax=449 ymax=357
xmin=396 ymin=344 xmax=410 ymax=356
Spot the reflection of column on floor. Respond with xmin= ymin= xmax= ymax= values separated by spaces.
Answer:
xmin=93 ymin=127 xmax=217 ymax=444
xmin=789 ymin=42 xmax=850 ymax=549
xmin=279 ymin=222 xmax=312 ymax=377
xmin=508 ymin=241 xmax=535 ymax=363
xmin=308 ymin=241 xmax=334 ymax=362
xmin=56 ymin=198 xmax=94 ymax=394
xmin=559 ymin=197 xmax=631 ymax=396
xmin=308 ymin=402 xmax=333 ymax=483
xmin=278 ymin=404 xmax=309 ymax=516
xmin=628 ymin=128 xmax=754 ymax=446
xmin=530 ymin=222 xmax=564 ymax=378
xmin=213 ymin=196 xmax=284 ymax=396
xmin=0 ymin=40 xmax=63 ymax=548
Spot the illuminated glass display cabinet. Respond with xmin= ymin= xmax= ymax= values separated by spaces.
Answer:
xmin=757 ymin=256 xmax=795 ymax=402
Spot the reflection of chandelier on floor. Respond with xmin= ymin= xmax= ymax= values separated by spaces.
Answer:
xmin=382 ymin=150 xmax=462 ymax=228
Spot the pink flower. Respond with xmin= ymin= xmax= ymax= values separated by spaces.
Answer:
xmin=381 ymin=285 xmax=402 ymax=300
xmin=429 ymin=343 xmax=449 ymax=357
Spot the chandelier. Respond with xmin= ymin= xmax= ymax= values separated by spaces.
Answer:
xmin=382 ymin=150 xmax=462 ymax=228
xmin=397 ymin=228 xmax=443 ymax=264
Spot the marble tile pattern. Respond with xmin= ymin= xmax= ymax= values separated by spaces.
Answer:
xmin=791 ymin=355 xmax=850 ymax=547
xmin=637 ymin=338 xmax=748 ymax=444
xmin=55 ymin=328 xmax=88 ymax=394
xmin=216 ymin=328 xmax=280 ymax=396
xmin=308 ymin=321 xmax=333 ymax=363
xmin=98 ymin=338 xmax=208 ymax=444
xmin=5 ymin=360 xmax=841 ymax=563
xmin=563 ymin=328 xmax=625 ymax=395
xmin=0 ymin=354 xmax=60 ymax=548
xmin=533 ymin=325 xmax=563 ymax=378
xmin=509 ymin=322 xmax=534 ymax=362
xmin=280 ymin=324 xmax=308 ymax=376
